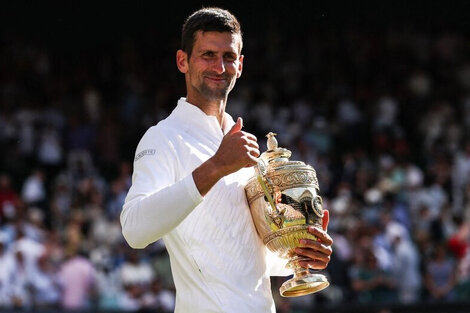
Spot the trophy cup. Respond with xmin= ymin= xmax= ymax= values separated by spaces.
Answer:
xmin=245 ymin=132 xmax=329 ymax=297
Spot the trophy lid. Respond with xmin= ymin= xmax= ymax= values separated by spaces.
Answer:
xmin=257 ymin=132 xmax=319 ymax=190
xmin=259 ymin=132 xmax=306 ymax=170
xmin=246 ymin=132 xmax=320 ymax=204
xmin=261 ymin=132 xmax=291 ymax=163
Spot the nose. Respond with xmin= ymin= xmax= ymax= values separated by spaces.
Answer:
xmin=211 ymin=56 xmax=225 ymax=74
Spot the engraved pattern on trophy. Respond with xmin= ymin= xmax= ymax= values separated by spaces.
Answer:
xmin=245 ymin=132 xmax=330 ymax=297
xmin=245 ymin=168 xmax=319 ymax=203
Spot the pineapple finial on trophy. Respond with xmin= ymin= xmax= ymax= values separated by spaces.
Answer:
xmin=266 ymin=132 xmax=278 ymax=151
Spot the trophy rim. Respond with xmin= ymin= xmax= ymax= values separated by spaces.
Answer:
xmin=245 ymin=165 xmax=319 ymax=204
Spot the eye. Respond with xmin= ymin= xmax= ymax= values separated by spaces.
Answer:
xmin=202 ymin=51 xmax=215 ymax=58
xmin=224 ymin=53 xmax=237 ymax=62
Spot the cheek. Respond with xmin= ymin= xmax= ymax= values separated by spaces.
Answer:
xmin=189 ymin=59 xmax=206 ymax=74
xmin=226 ymin=63 xmax=241 ymax=76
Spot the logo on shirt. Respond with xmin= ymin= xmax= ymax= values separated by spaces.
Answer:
xmin=134 ymin=149 xmax=156 ymax=162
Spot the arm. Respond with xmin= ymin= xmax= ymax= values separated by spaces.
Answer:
xmin=121 ymin=118 xmax=259 ymax=249
xmin=121 ymin=174 xmax=203 ymax=249
xmin=120 ymin=126 xmax=201 ymax=249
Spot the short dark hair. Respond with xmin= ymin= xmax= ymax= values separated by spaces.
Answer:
xmin=181 ymin=7 xmax=243 ymax=57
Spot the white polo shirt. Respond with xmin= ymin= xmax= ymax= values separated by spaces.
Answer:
xmin=121 ymin=98 xmax=289 ymax=313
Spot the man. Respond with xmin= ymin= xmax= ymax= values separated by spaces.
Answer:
xmin=121 ymin=7 xmax=332 ymax=312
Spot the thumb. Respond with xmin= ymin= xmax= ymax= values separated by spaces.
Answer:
xmin=227 ymin=117 xmax=243 ymax=135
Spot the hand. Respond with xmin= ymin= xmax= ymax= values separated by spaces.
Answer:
xmin=192 ymin=117 xmax=259 ymax=196
xmin=294 ymin=210 xmax=333 ymax=270
xmin=210 ymin=117 xmax=260 ymax=176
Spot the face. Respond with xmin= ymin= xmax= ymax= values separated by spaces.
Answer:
xmin=177 ymin=31 xmax=243 ymax=103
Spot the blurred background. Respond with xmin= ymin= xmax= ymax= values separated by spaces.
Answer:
xmin=1 ymin=1 xmax=470 ymax=312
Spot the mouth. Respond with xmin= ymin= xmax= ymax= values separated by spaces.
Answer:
xmin=205 ymin=76 xmax=227 ymax=83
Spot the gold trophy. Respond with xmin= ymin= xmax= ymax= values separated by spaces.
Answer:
xmin=245 ymin=132 xmax=329 ymax=297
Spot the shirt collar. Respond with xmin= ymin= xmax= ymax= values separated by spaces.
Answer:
xmin=172 ymin=97 xmax=235 ymax=138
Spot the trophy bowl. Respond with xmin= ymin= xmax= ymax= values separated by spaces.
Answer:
xmin=245 ymin=132 xmax=329 ymax=297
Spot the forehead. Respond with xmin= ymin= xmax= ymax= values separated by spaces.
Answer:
xmin=192 ymin=30 xmax=242 ymax=54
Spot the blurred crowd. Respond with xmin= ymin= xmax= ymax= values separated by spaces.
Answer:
xmin=2 ymin=9 xmax=470 ymax=312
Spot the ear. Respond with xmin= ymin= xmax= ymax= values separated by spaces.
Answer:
xmin=236 ymin=54 xmax=244 ymax=78
xmin=176 ymin=50 xmax=188 ymax=73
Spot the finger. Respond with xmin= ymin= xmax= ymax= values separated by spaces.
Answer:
xmin=248 ymin=151 xmax=259 ymax=165
xmin=240 ymin=131 xmax=258 ymax=142
xmin=239 ymin=136 xmax=259 ymax=152
xmin=228 ymin=117 xmax=243 ymax=135
xmin=297 ymin=239 xmax=332 ymax=257
xmin=298 ymin=259 xmax=329 ymax=270
xmin=295 ymin=247 xmax=331 ymax=262
xmin=244 ymin=141 xmax=260 ymax=154
xmin=245 ymin=150 xmax=260 ymax=166
xmin=307 ymin=226 xmax=333 ymax=246
xmin=322 ymin=210 xmax=329 ymax=231
xmin=246 ymin=144 xmax=259 ymax=157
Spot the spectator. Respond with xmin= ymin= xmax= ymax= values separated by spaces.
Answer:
xmin=447 ymin=216 xmax=469 ymax=260
xmin=119 ymin=249 xmax=154 ymax=288
xmin=424 ymin=242 xmax=457 ymax=302
xmin=141 ymin=278 xmax=175 ymax=313
xmin=94 ymin=255 xmax=125 ymax=311
xmin=0 ymin=174 xmax=22 ymax=225
xmin=387 ymin=222 xmax=422 ymax=304
xmin=57 ymin=246 xmax=97 ymax=310
xmin=29 ymin=253 xmax=61 ymax=309
xmin=455 ymin=247 xmax=470 ymax=300
xmin=11 ymin=227 xmax=45 ymax=272
xmin=0 ymin=235 xmax=15 ymax=307
xmin=21 ymin=169 xmax=47 ymax=208
xmin=37 ymin=124 xmax=64 ymax=178
xmin=10 ymin=249 xmax=32 ymax=308
xmin=349 ymin=245 xmax=397 ymax=304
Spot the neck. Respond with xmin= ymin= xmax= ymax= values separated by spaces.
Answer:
xmin=187 ymin=96 xmax=226 ymax=126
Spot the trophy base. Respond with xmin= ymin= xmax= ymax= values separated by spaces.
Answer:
xmin=279 ymin=272 xmax=329 ymax=297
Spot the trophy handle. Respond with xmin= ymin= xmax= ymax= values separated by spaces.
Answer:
xmin=256 ymin=159 xmax=284 ymax=228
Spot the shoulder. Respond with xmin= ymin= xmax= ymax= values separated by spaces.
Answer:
xmin=134 ymin=119 xmax=187 ymax=162
xmin=138 ymin=120 xmax=181 ymax=147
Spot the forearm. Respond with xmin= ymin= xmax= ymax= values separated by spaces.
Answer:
xmin=121 ymin=174 xmax=203 ymax=249
xmin=192 ymin=157 xmax=226 ymax=196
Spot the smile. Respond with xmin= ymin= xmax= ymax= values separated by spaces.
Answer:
xmin=205 ymin=76 xmax=227 ymax=82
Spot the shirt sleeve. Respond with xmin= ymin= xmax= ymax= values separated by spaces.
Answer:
xmin=120 ymin=127 xmax=204 ymax=249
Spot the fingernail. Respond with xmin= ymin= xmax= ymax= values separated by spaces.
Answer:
xmin=299 ymin=239 xmax=307 ymax=245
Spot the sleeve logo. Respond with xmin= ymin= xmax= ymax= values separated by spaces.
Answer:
xmin=134 ymin=149 xmax=156 ymax=161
